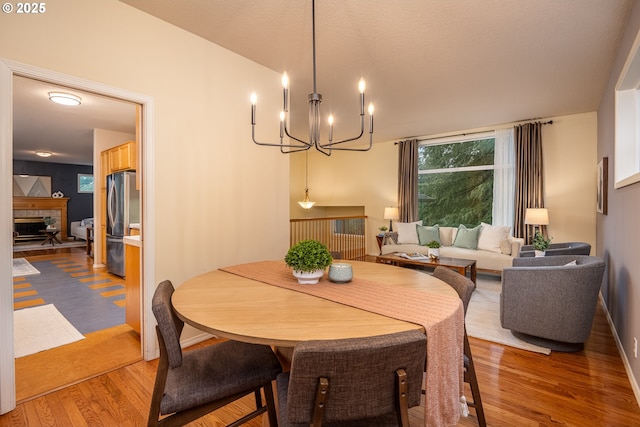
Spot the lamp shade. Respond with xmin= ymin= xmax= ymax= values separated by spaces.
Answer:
xmin=524 ymin=208 xmax=549 ymax=225
xmin=384 ymin=207 xmax=399 ymax=220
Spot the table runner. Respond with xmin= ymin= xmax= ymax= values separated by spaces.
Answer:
xmin=221 ymin=260 xmax=464 ymax=427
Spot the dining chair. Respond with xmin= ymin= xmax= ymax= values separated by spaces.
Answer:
xmin=149 ymin=280 xmax=282 ymax=427
xmin=433 ymin=266 xmax=487 ymax=427
xmin=276 ymin=330 xmax=426 ymax=427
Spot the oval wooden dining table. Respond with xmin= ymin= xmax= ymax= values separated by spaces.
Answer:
xmin=171 ymin=260 xmax=458 ymax=347
xmin=172 ymin=259 xmax=464 ymax=427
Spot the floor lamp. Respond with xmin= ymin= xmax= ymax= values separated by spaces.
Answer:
xmin=524 ymin=208 xmax=549 ymax=244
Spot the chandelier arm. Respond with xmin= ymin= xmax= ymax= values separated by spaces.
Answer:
xmin=252 ymin=126 xmax=312 ymax=150
xmin=283 ymin=124 xmax=314 ymax=147
xmin=318 ymin=116 xmax=365 ymax=148
xmin=319 ymin=129 xmax=373 ymax=152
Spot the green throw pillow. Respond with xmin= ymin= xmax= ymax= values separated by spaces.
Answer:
xmin=452 ymin=224 xmax=481 ymax=249
xmin=417 ymin=224 xmax=440 ymax=246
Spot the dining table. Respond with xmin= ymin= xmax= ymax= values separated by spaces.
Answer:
xmin=172 ymin=259 xmax=464 ymax=427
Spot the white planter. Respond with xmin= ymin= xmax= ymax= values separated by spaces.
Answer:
xmin=428 ymin=248 xmax=440 ymax=258
xmin=534 ymin=250 xmax=546 ymax=257
xmin=293 ymin=269 xmax=325 ymax=285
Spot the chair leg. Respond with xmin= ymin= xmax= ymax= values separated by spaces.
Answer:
xmin=263 ymin=381 xmax=279 ymax=427
xmin=464 ymin=334 xmax=486 ymax=427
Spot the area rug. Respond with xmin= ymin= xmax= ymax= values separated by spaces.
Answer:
xmin=466 ymin=275 xmax=552 ymax=355
xmin=14 ymin=304 xmax=85 ymax=358
xmin=13 ymin=258 xmax=125 ymax=335
xmin=12 ymin=258 xmax=40 ymax=277
xmin=13 ymin=240 xmax=86 ymax=252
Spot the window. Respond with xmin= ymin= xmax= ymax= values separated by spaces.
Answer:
xmin=78 ymin=174 xmax=94 ymax=193
xmin=418 ymin=136 xmax=495 ymax=227
xmin=614 ymin=29 xmax=640 ymax=188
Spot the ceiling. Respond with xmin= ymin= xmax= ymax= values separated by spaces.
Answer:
xmin=13 ymin=1 xmax=634 ymax=165
xmin=13 ymin=77 xmax=136 ymax=166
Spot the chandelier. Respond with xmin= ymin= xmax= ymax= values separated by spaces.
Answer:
xmin=250 ymin=0 xmax=374 ymax=156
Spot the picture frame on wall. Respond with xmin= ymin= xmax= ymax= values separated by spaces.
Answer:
xmin=597 ymin=157 xmax=608 ymax=215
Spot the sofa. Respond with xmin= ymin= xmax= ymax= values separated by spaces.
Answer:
xmin=500 ymin=255 xmax=605 ymax=351
xmin=519 ymin=241 xmax=591 ymax=257
xmin=70 ymin=218 xmax=94 ymax=240
xmin=380 ymin=221 xmax=524 ymax=274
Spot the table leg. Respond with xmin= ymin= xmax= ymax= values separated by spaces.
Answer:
xmin=52 ymin=233 xmax=62 ymax=245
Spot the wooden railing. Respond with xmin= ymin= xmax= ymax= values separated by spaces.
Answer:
xmin=290 ymin=216 xmax=368 ymax=260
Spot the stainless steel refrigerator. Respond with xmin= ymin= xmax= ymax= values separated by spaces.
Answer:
xmin=106 ymin=171 xmax=140 ymax=277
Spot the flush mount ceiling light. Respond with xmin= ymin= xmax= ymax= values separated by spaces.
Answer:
xmin=48 ymin=91 xmax=82 ymax=106
xmin=35 ymin=150 xmax=53 ymax=157
xmin=250 ymin=0 xmax=374 ymax=156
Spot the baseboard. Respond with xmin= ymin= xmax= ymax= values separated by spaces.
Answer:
xmin=180 ymin=331 xmax=215 ymax=349
xmin=599 ymin=294 xmax=640 ymax=407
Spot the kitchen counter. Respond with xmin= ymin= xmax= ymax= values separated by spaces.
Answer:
xmin=124 ymin=235 xmax=141 ymax=247
xmin=124 ymin=235 xmax=141 ymax=333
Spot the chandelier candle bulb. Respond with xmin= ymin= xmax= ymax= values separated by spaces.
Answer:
xmin=280 ymin=112 xmax=285 ymax=138
xmin=328 ymin=115 xmax=334 ymax=141
xmin=369 ymin=103 xmax=375 ymax=133
xmin=359 ymin=78 xmax=366 ymax=114
xmin=250 ymin=93 xmax=257 ymax=124
xmin=282 ymin=72 xmax=289 ymax=111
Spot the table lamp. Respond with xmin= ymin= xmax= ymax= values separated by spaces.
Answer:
xmin=384 ymin=207 xmax=399 ymax=232
xmin=524 ymin=208 xmax=549 ymax=243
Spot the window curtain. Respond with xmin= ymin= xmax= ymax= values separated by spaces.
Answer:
xmin=397 ymin=138 xmax=419 ymax=222
xmin=514 ymin=122 xmax=545 ymax=242
xmin=493 ymin=128 xmax=515 ymax=228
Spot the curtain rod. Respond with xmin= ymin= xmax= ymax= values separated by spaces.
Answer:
xmin=395 ymin=119 xmax=553 ymax=144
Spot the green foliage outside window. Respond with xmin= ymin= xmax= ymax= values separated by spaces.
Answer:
xmin=418 ymin=138 xmax=494 ymax=227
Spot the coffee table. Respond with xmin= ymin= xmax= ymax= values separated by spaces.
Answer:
xmin=39 ymin=228 xmax=62 ymax=246
xmin=376 ymin=252 xmax=477 ymax=285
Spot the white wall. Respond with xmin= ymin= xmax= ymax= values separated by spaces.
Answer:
xmin=0 ymin=0 xmax=288 ymax=412
xmin=290 ymin=112 xmax=598 ymax=255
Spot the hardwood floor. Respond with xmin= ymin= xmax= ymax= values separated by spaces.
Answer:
xmin=12 ymin=246 xmax=141 ymax=403
xmin=4 ymin=254 xmax=640 ymax=426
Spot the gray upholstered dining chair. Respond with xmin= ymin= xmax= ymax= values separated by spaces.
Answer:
xmin=433 ymin=266 xmax=487 ymax=427
xmin=148 ymin=280 xmax=282 ymax=427
xmin=276 ymin=330 xmax=426 ymax=427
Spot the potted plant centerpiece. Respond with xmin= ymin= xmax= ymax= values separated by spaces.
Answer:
xmin=426 ymin=240 xmax=441 ymax=259
xmin=43 ymin=216 xmax=56 ymax=230
xmin=378 ymin=225 xmax=388 ymax=236
xmin=532 ymin=230 xmax=552 ymax=257
xmin=285 ymin=239 xmax=333 ymax=284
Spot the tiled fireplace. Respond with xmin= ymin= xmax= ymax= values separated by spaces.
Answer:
xmin=12 ymin=197 xmax=69 ymax=240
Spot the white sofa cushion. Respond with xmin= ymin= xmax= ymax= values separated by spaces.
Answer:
xmin=394 ymin=221 xmax=422 ymax=244
xmin=478 ymin=222 xmax=511 ymax=254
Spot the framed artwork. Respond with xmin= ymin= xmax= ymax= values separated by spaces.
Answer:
xmin=78 ymin=174 xmax=94 ymax=193
xmin=597 ymin=157 xmax=608 ymax=215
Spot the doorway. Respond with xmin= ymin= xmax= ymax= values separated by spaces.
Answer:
xmin=0 ymin=59 xmax=156 ymax=414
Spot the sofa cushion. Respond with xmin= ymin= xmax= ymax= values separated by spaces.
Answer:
xmin=500 ymin=239 xmax=512 ymax=255
xmin=452 ymin=224 xmax=481 ymax=249
xmin=416 ymin=224 xmax=440 ymax=246
xmin=394 ymin=221 xmax=422 ymax=244
xmin=478 ymin=223 xmax=511 ymax=254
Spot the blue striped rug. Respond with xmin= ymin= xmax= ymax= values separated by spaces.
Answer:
xmin=13 ymin=258 xmax=125 ymax=335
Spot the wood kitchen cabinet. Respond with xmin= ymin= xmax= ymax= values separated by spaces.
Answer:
xmin=124 ymin=237 xmax=141 ymax=334
xmin=108 ymin=141 xmax=136 ymax=172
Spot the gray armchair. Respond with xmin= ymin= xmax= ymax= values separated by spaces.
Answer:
xmin=519 ymin=241 xmax=591 ymax=257
xmin=500 ymin=255 xmax=605 ymax=352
